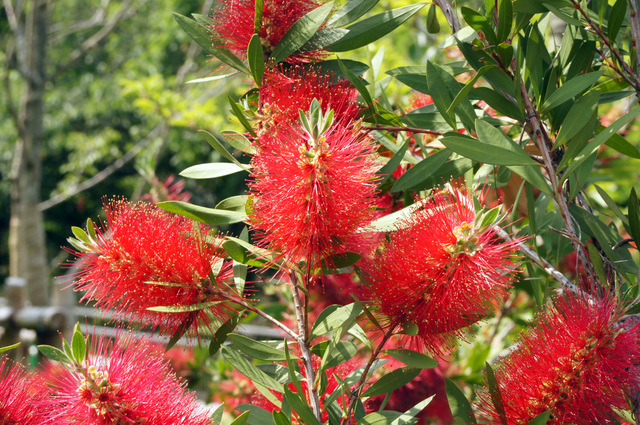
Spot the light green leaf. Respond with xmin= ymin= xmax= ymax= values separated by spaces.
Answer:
xmin=0 ymin=342 xmax=21 ymax=354
xmin=147 ymin=300 xmax=224 ymax=313
xmin=383 ymin=349 xmax=438 ymax=369
xmin=216 ymin=195 xmax=249 ymax=211
xmin=362 ymin=367 xmax=421 ymax=397
xmin=311 ymin=340 xmax=358 ymax=369
xmin=310 ymin=303 xmax=362 ymax=340
xmin=248 ymin=34 xmax=265 ymax=85
xmin=180 ymin=162 xmax=247 ymax=179
xmin=71 ymin=324 xmax=86 ymax=364
xmin=157 ymin=201 xmax=247 ymax=225
xmin=38 ymin=345 xmax=71 ymax=363
xmin=222 ymin=130 xmax=255 ymax=155
xmin=541 ymin=70 xmax=603 ymax=111
xmin=441 ymin=133 xmax=535 ymax=166
xmin=186 ymin=73 xmax=237 ymax=84
xmin=223 ymin=237 xmax=279 ymax=268
xmin=271 ymin=2 xmax=334 ymax=63
xmin=327 ymin=0 xmax=379 ymax=27
xmin=330 ymin=4 xmax=426 ymax=52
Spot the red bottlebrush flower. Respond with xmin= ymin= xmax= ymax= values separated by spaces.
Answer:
xmin=248 ymin=115 xmax=380 ymax=271
xmin=0 ymin=356 xmax=52 ymax=425
xmin=64 ymin=199 xmax=241 ymax=339
xmin=45 ymin=332 xmax=212 ymax=424
xmin=259 ymin=66 xmax=364 ymax=129
xmin=476 ymin=294 xmax=640 ymax=424
xmin=211 ymin=0 xmax=327 ymax=64
xmin=360 ymin=185 xmax=522 ymax=354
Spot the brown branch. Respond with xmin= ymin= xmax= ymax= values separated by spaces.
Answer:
xmin=629 ymin=0 xmax=640 ymax=78
xmin=433 ymin=0 xmax=460 ymax=33
xmin=364 ymin=125 xmax=444 ymax=136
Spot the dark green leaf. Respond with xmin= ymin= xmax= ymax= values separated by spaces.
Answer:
xmin=413 ymin=157 xmax=474 ymax=191
xmin=327 ymin=0 xmax=379 ymax=27
xmin=222 ymin=346 xmax=283 ymax=391
xmin=541 ymin=71 xmax=603 ymax=111
xmin=362 ymin=367 xmax=421 ymax=397
xmin=338 ymin=57 xmax=373 ymax=106
xmin=446 ymin=65 xmax=496 ymax=117
xmin=426 ymin=4 xmax=440 ymax=33
xmin=400 ymin=112 xmax=456 ymax=132
xmin=330 ymin=4 xmax=426 ymax=52
xmin=587 ymin=242 xmax=608 ymax=285
xmin=461 ymin=7 xmax=497 ymax=45
xmin=604 ymin=133 xmax=640 ymax=159
xmin=216 ymin=195 xmax=249 ymax=211
xmin=552 ymin=90 xmax=600 ymax=148
xmin=593 ymin=184 xmax=629 ymax=226
xmin=284 ymin=387 xmax=321 ymax=425
xmin=383 ymin=349 xmax=438 ymax=369
xmin=629 ymin=189 xmax=640 ymax=249
xmin=248 ymin=34 xmax=265 ymax=85
xmin=299 ymin=29 xmax=349 ymax=52
xmin=166 ymin=315 xmax=193 ymax=351
xmin=273 ymin=410 xmax=292 ymax=425
xmin=199 ymin=130 xmax=249 ymax=168
xmin=227 ymin=94 xmax=257 ymax=137
xmin=223 ymin=237 xmax=278 ymax=268
xmin=209 ymin=315 xmax=240 ymax=355
xmin=377 ymin=138 xmax=410 ymax=185
xmin=271 ymin=2 xmax=334 ymax=63
xmin=426 ymin=61 xmax=456 ymax=128
xmin=172 ymin=12 xmax=249 ymax=73
xmin=446 ymin=378 xmax=477 ymax=423
xmin=38 ymin=344 xmax=71 ymax=363
xmin=230 ymin=411 xmax=251 ymax=425
xmin=392 ymin=149 xmax=451 ymax=193
xmin=608 ymin=0 xmax=627 ymax=43
xmin=180 ymin=162 xmax=247 ymax=179
xmin=497 ymin=0 xmax=513 ymax=42
xmin=527 ymin=411 xmax=551 ymax=425
xmin=157 ymin=201 xmax=247 ymax=225
xmin=485 ymin=362 xmax=507 ymax=425
xmin=236 ymin=405 xmax=276 ymax=425
xmin=321 ymin=252 xmax=361 ymax=272
xmin=229 ymin=333 xmax=293 ymax=362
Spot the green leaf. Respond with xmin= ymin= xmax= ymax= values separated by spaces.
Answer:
xmin=248 ymin=34 xmax=265 ymax=85
xmin=383 ymin=349 xmax=438 ymax=369
xmin=377 ymin=138 xmax=410 ymax=185
xmin=210 ymin=404 xmax=224 ymax=425
xmin=180 ymin=162 xmax=247 ymax=179
xmin=227 ymin=94 xmax=258 ymax=137
xmin=199 ymin=130 xmax=249 ymax=168
xmin=38 ymin=345 xmax=71 ymax=363
xmin=363 ymin=367 xmax=420 ymax=397
xmin=71 ymin=226 xmax=91 ymax=244
xmin=446 ymin=65 xmax=496 ymax=117
xmin=230 ymin=411 xmax=251 ymax=425
xmin=552 ymin=90 xmax=600 ymax=148
xmin=157 ymin=201 xmax=247 ymax=225
xmin=357 ymin=411 xmax=404 ymax=425
xmin=229 ymin=334 xmax=293 ymax=362
xmin=0 ymin=342 xmax=21 ymax=354
xmin=426 ymin=61 xmax=456 ymax=129
xmin=461 ymin=7 xmax=497 ymax=45
xmin=528 ymin=411 xmax=551 ymax=425
xmin=327 ymin=0 xmax=379 ymax=27
xmin=508 ymin=164 xmax=552 ymax=195
xmin=172 ymin=12 xmax=249 ymax=73
xmin=337 ymin=57 xmax=373 ymax=106
xmin=311 ymin=340 xmax=358 ymax=369
xmin=330 ymin=4 xmax=426 ymax=52
xmin=604 ymin=132 xmax=640 ymax=159
xmin=71 ymin=324 xmax=86 ymax=364
xmin=587 ymin=242 xmax=607 ymax=285
xmin=222 ymin=346 xmax=283 ymax=391
xmin=299 ymin=29 xmax=349 ymax=52
xmin=216 ymin=195 xmax=249 ymax=211
xmin=284 ymin=387 xmax=321 ymax=425
xmin=541 ymin=71 xmax=603 ymax=111
xmin=497 ymin=0 xmax=513 ymax=42
xmin=147 ymin=300 xmax=225 ymax=313
xmin=392 ymin=149 xmax=451 ymax=192
xmin=310 ymin=303 xmax=362 ymax=340
xmin=629 ymin=188 xmax=640 ymax=249
xmin=273 ymin=410 xmax=292 ymax=425
xmin=321 ymin=252 xmax=361 ymax=273
xmin=415 ymin=157 xmax=475 ymax=191
xmin=222 ymin=130 xmax=255 ymax=155
xmin=236 ymin=405 xmax=276 ymax=425
xmin=593 ymin=184 xmax=629 ymax=226
xmin=223 ymin=237 xmax=278 ymax=268
xmin=271 ymin=2 xmax=334 ymax=63
xmin=209 ymin=315 xmax=240 ymax=355
xmin=608 ymin=0 xmax=627 ymax=43
xmin=445 ymin=378 xmax=477 ymax=423
xmin=561 ymin=106 xmax=640 ymax=178
xmin=485 ymin=362 xmax=507 ymax=425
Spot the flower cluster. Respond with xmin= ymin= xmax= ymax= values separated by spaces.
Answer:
xmin=476 ymin=294 xmax=640 ymax=424
xmin=45 ymin=332 xmax=212 ymax=424
xmin=360 ymin=185 xmax=522 ymax=353
xmin=0 ymin=356 xmax=52 ymax=424
xmin=65 ymin=198 xmax=242 ymax=339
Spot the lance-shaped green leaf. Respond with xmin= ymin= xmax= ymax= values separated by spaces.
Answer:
xmin=0 ymin=342 xmax=21 ymax=354
xmin=223 ymin=236 xmax=279 ymax=268
xmin=426 ymin=61 xmax=456 ymax=129
xmin=71 ymin=324 xmax=86 ymax=364
xmin=391 ymin=149 xmax=451 ymax=192
xmin=284 ymin=387 xmax=321 ymax=425
xmin=39 ymin=345 xmax=72 ymax=364
xmin=541 ymin=70 xmax=603 ymax=111
xmin=229 ymin=411 xmax=251 ymax=425
xmin=236 ymin=405 xmax=276 ymax=425
xmin=383 ymin=349 xmax=438 ymax=369
xmin=310 ymin=303 xmax=362 ymax=340
xmin=629 ymin=188 xmax=640 ymax=249
xmin=147 ymin=300 xmax=225 ymax=313
xmin=222 ymin=130 xmax=255 ymax=155
xmin=222 ymin=346 xmax=283 ymax=391
xmin=172 ymin=13 xmax=249 ymax=73
xmin=552 ymin=90 xmax=600 ymax=149
xmin=608 ymin=0 xmax=627 ymax=43
xmin=528 ymin=411 xmax=551 ymax=425
xmin=338 ymin=57 xmax=373 ymax=106
xmin=362 ymin=367 xmax=421 ymax=397
xmin=446 ymin=65 xmax=496 ymax=117
xmin=216 ymin=195 xmax=249 ymax=212
xmin=311 ymin=340 xmax=358 ymax=369
xmin=209 ymin=314 xmax=241 ymax=355
xmin=228 ymin=334 xmax=294 ymax=362
xmin=461 ymin=7 xmax=497 ymax=45
xmin=299 ymin=29 xmax=349 ymax=52
xmin=227 ymin=94 xmax=257 ymax=137
xmin=180 ymin=162 xmax=248 ymax=179
xmin=485 ymin=362 xmax=508 ymax=425
xmin=330 ymin=4 xmax=426 ymax=52
xmin=377 ymin=138 xmax=410 ymax=185
xmin=248 ymin=34 xmax=265 ymax=85
xmin=157 ymin=201 xmax=247 ymax=225
xmin=446 ymin=378 xmax=477 ymax=423
xmin=327 ymin=0 xmax=379 ymax=27
xmin=199 ymin=131 xmax=249 ymax=169
xmin=497 ymin=0 xmax=513 ymax=42
xmin=271 ymin=2 xmax=334 ymax=63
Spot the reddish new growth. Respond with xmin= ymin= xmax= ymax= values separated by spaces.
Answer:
xmin=248 ymin=118 xmax=379 ymax=271
xmin=476 ymin=294 xmax=640 ymax=424
xmin=360 ymin=185 xmax=522 ymax=353
xmin=259 ymin=66 xmax=364 ymax=129
xmin=211 ymin=0 xmax=326 ymax=63
xmin=46 ymin=333 xmax=212 ymax=424
xmin=64 ymin=199 xmax=240 ymax=339
xmin=0 ymin=357 xmax=51 ymax=425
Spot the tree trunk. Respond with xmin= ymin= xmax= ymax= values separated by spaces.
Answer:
xmin=8 ymin=0 xmax=50 ymax=307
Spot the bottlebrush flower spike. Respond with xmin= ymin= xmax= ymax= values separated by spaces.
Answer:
xmin=259 ymin=66 xmax=363 ymax=129
xmin=45 ymin=332 xmax=212 ymax=424
xmin=248 ymin=101 xmax=379 ymax=272
xmin=211 ymin=0 xmax=327 ymax=64
xmin=64 ymin=199 xmax=241 ymax=339
xmin=0 ymin=356 xmax=52 ymax=424
xmin=360 ymin=184 xmax=522 ymax=353
xmin=476 ymin=294 xmax=640 ymax=424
